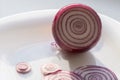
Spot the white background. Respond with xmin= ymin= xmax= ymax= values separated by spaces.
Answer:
xmin=0 ymin=0 xmax=120 ymax=22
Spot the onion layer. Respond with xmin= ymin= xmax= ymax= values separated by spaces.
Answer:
xmin=52 ymin=4 xmax=102 ymax=52
xmin=74 ymin=65 xmax=118 ymax=80
xmin=16 ymin=62 xmax=31 ymax=74
xmin=44 ymin=71 xmax=82 ymax=80
xmin=41 ymin=63 xmax=61 ymax=75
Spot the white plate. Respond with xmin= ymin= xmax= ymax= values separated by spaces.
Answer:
xmin=0 ymin=9 xmax=120 ymax=80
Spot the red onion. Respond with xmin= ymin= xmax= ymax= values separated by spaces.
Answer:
xmin=74 ymin=65 xmax=118 ymax=80
xmin=52 ymin=4 xmax=102 ymax=53
xmin=44 ymin=71 xmax=82 ymax=80
xmin=41 ymin=63 xmax=61 ymax=75
xmin=16 ymin=62 xmax=31 ymax=74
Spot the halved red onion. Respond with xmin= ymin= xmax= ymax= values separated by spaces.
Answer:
xmin=52 ymin=4 xmax=102 ymax=52
xmin=16 ymin=62 xmax=31 ymax=74
xmin=41 ymin=63 xmax=61 ymax=75
xmin=74 ymin=65 xmax=118 ymax=80
xmin=44 ymin=71 xmax=82 ymax=80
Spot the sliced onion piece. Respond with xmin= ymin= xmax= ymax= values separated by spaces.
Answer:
xmin=16 ymin=62 xmax=31 ymax=74
xmin=52 ymin=4 xmax=102 ymax=53
xmin=51 ymin=42 xmax=59 ymax=49
xmin=74 ymin=65 xmax=118 ymax=80
xmin=41 ymin=63 xmax=61 ymax=75
xmin=44 ymin=71 xmax=82 ymax=80
xmin=51 ymin=42 xmax=61 ymax=52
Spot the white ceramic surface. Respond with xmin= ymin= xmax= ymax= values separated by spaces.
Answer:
xmin=1 ymin=0 xmax=120 ymax=22
xmin=0 ymin=9 xmax=120 ymax=80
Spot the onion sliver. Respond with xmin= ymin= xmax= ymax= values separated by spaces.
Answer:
xmin=44 ymin=71 xmax=82 ymax=80
xmin=52 ymin=4 xmax=102 ymax=52
xmin=41 ymin=63 xmax=61 ymax=75
xmin=16 ymin=62 xmax=31 ymax=74
xmin=74 ymin=65 xmax=118 ymax=80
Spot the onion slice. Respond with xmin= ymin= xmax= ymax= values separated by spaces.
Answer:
xmin=74 ymin=65 xmax=118 ymax=80
xmin=16 ymin=62 xmax=31 ymax=74
xmin=44 ymin=71 xmax=82 ymax=80
xmin=41 ymin=63 xmax=61 ymax=75
xmin=52 ymin=4 xmax=102 ymax=53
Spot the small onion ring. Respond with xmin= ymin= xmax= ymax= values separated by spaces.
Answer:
xmin=44 ymin=71 xmax=83 ymax=80
xmin=52 ymin=4 xmax=102 ymax=53
xmin=16 ymin=62 xmax=31 ymax=74
xmin=74 ymin=65 xmax=118 ymax=80
xmin=41 ymin=63 xmax=61 ymax=75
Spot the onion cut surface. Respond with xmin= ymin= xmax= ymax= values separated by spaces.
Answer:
xmin=52 ymin=4 xmax=102 ymax=52
xmin=44 ymin=71 xmax=83 ymax=80
xmin=74 ymin=65 xmax=118 ymax=80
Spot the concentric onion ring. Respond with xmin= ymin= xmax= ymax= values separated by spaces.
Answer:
xmin=74 ymin=65 xmax=118 ymax=80
xmin=44 ymin=71 xmax=82 ymax=80
xmin=52 ymin=4 xmax=102 ymax=52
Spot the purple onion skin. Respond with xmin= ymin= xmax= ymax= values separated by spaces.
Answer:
xmin=52 ymin=4 xmax=102 ymax=53
xmin=74 ymin=65 xmax=118 ymax=80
